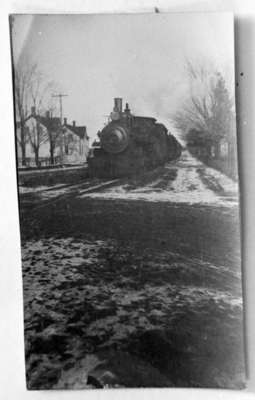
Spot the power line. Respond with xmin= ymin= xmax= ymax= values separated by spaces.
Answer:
xmin=52 ymin=93 xmax=68 ymax=124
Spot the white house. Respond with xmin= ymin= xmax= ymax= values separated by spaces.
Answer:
xmin=62 ymin=118 xmax=90 ymax=164
xmin=16 ymin=107 xmax=89 ymax=167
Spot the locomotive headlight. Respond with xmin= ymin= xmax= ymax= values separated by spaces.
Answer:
xmin=100 ymin=125 xmax=129 ymax=154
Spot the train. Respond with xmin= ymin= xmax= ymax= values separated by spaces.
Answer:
xmin=88 ymin=98 xmax=182 ymax=177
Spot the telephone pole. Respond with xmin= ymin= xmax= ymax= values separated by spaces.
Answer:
xmin=52 ymin=93 xmax=68 ymax=166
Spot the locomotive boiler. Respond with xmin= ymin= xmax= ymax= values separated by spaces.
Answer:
xmin=88 ymin=98 xmax=181 ymax=177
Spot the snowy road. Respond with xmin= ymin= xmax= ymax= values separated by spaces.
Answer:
xmin=19 ymin=152 xmax=244 ymax=389
xmin=19 ymin=150 xmax=239 ymax=208
xmin=78 ymin=151 xmax=238 ymax=207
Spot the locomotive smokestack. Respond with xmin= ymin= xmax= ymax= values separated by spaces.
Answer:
xmin=125 ymin=103 xmax=131 ymax=114
xmin=114 ymin=98 xmax=122 ymax=113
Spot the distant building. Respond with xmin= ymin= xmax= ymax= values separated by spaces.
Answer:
xmin=16 ymin=107 xmax=89 ymax=167
xmin=63 ymin=118 xmax=89 ymax=164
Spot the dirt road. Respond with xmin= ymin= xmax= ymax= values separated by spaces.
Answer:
xmin=19 ymin=151 xmax=245 ymax=389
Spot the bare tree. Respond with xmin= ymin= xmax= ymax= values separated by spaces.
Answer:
xmin=27 ymin=68 xmax=56 ymax=166
xmin=47 ymin=117 xmax=61 ymax=165
xmin=27 ymin=121 xmax=46 ymax=167
xmin=14 ymin=57 xmax=61 ymax=167
xmin=45 ymin=98 xmax=62 ymax=165
xmin=172 ymin=61 xmax=234 ymax=146
xmin=14 ymin=62 xmax=37 ymax=165
xmin=30 ymin=69 xmax=54 ymax=115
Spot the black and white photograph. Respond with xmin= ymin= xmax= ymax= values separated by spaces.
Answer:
xmin=10 ymin=12 xmax=245 ymax=390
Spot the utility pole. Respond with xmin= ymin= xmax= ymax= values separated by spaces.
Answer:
xmin=52 ymin=93 xmax=68 ymax=166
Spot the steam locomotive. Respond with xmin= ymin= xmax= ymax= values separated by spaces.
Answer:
xmin=88 ymin=98 xmax=181 ymax=177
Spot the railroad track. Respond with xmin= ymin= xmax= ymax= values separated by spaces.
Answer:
xmin=19 ymin=178 xmax=120 ymax=216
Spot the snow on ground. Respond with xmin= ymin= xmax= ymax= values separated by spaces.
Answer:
xmin=22 ymin=237 xmax=244 ymax=389
xmin=19 ymin=151 xmax=239 ymax=207
xmin=79 ymin=151 xmax=239 ymax=207
xmin=40 ymin=187 xmax=74 ymax=200
xmin=19 ymin=183 xmax=69 ymax=195
xmin=19 ymin=182 xmax=86 ymax=199
xmin=19 ymin=179 xmax=115 ymax=200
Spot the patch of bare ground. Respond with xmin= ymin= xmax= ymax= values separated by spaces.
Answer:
xmin=22 ymin=234 xmax=244 ymax=389
xmin=19 ymin=153 xmax=244 ymax=389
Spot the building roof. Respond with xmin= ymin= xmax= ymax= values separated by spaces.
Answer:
xmin=24 ymin=114 xmax=61 ymax=131
xmin=37 ymin=116 xmax=61 ymax=131
xmin=23 ymin=114 xmax=88 ymax=140
xmin=18 ymin=113 xmax=89 ymax=141
xmin=63 ymin=123 xmax=88 ymax=140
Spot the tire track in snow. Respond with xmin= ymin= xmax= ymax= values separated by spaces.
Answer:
xmin=79 ymin=151 xmax=238 ymax=207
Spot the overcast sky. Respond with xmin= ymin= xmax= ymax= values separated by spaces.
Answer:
xmin=11 ymin=13 xmax=235 ymax=141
